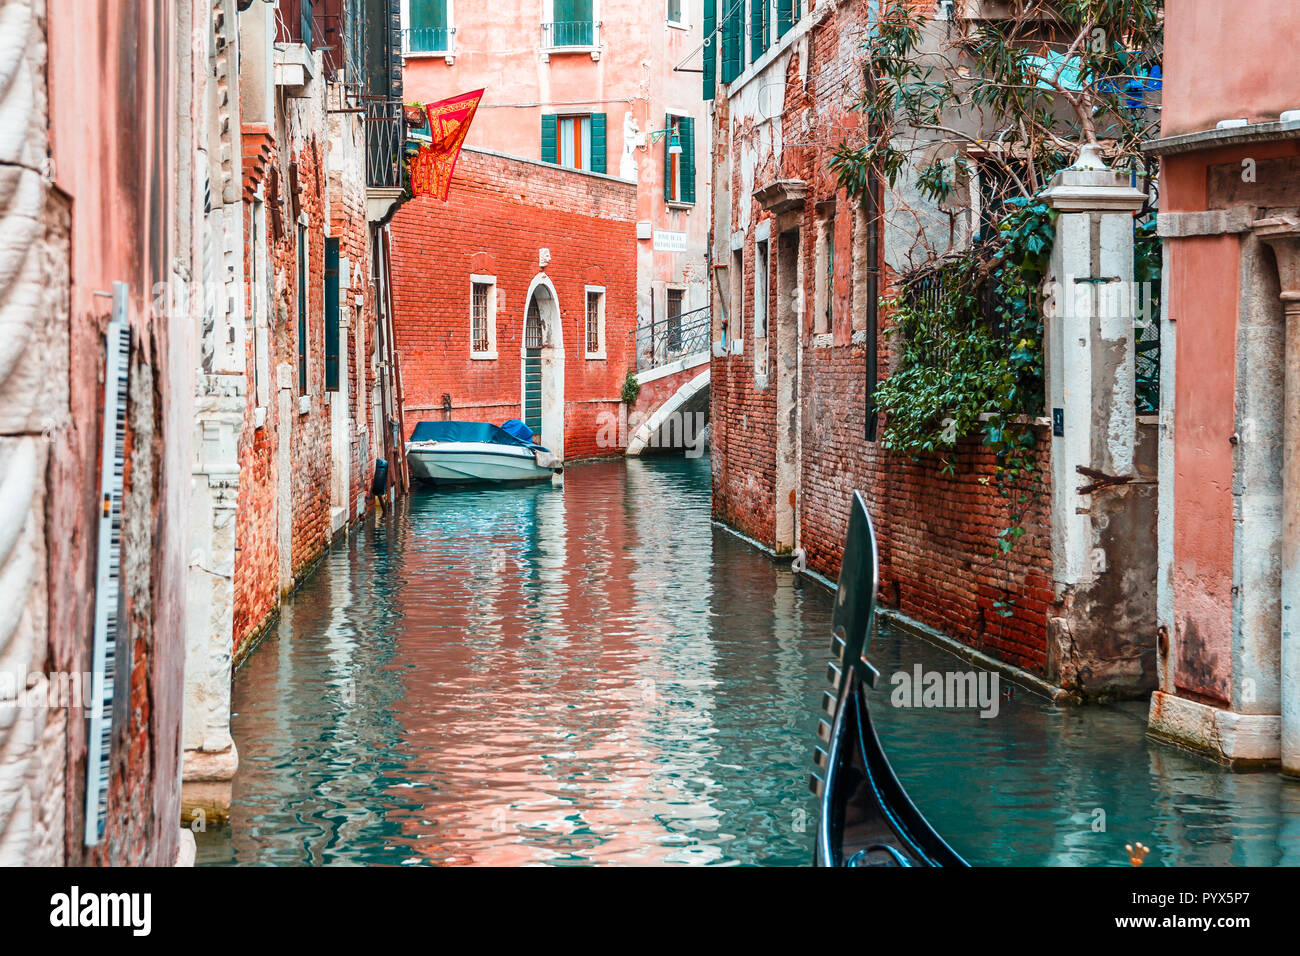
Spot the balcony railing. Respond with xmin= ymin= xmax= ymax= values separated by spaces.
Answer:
xmin=365 ymin=100 xmax=406 ymax=189
xmin=541 ymin=20 xmax=600 ymax=50
xmin=402 ymin=26 xmax=455 ymax=54
xmin=636 ymin=305 xmax=710 ymax=371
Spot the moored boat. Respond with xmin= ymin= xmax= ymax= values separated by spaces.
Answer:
xmin=405 ymin=419 xmax=558 ymax=486
xmin=811 ymin=491 xmax=968 ymax=867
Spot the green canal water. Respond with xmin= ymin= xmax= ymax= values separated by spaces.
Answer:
xmin=196 ymin=455 xmax=1300 ymax=866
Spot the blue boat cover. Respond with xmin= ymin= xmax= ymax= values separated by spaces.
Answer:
xmin=500 ymin=418 xmax=535 ymax=445
xmin=409 ymin=420 xmax=544 ymax=451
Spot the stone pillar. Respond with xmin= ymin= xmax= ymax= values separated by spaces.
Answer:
xmin=1042 ymin=145 xmax=1156 ymax=695
xmin=1253 ymin=214 xmax=1300 ymax=776
xmin=181 ymin=0 xmax=243 ymax=823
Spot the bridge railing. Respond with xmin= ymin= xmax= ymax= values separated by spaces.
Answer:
xmin=635 ymin=305 xmax=710 ymax=371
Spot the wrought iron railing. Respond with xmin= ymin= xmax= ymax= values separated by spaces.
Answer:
xmin=541 ymin=20 xmax=600 ymax=49
xmin=636 ymin=305 xmax=710 ymax=371
xmin=403 ymin=26 xmax=454 ymax=54
xmin=365 ymin=99 xmax=406 ymax=189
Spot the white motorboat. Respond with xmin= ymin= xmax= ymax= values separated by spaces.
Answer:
xmin=405 ymin=419 xmax=558 ymax=486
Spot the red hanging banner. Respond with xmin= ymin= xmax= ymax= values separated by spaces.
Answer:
xmin=409 ymin=89 xmax=485 ymax=200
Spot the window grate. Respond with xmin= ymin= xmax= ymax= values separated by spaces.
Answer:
xmin=472 ymin=282 xmax=491 ymax=352
xmin=525 ymin=299 xmax=543 ymax=350
xmin=586 ymin=291 xmax=602 ymax=353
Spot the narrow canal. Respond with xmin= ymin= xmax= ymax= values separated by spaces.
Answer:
xmin=196 ymin=456 xmax=1300 ymax=866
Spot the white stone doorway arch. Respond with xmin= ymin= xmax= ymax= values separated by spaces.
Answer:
xmin=522 ymin=274 xmax=565 ymax=459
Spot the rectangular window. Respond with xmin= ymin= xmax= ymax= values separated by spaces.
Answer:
xmin=558 ymin=115 xmax=591 ymax=171
xmin=754 ymin=238 xmax=769 ymax=340
xmin=667 ymin=288 xmax=684 ymax=350
xmin=667 ymin=0 xmax=683 ymax=24
xmin=664 ymin=114 xmax=696 ymax=204
xmin=405 ymin=0 xmax=451 ymax=53
xmin=826 ymin=225 xmax=835 ymax=332
xmin=548 ymin=0 xmax=595 ymax=47
xmin=544 ymin=113 xmax=607 ymax=173
xmin=471 ymin=283 xmax=490 ymax=352
xmin=297 ymin=222 xmax=308 ymax=393
xmin=470 ymin=275 xmax=497 ymax=357
xmin=325 ymin=237 xmax=340 ymax=391
xmin=585 ymin=288 xmax=605 ymax=356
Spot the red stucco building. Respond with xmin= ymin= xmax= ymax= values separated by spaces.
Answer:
xmin=1145 ymin=0 xmax=1300 ymax=772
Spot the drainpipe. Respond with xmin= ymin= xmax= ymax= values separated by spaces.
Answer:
xmin=1253 ymin=215 xmax=1300 ymax=776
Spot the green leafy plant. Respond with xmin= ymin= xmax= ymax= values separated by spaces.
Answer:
xmin=873 ymin=198 xmax=1057 ymax=556
xmin=621 ymin=368 xmax=641 ymax=406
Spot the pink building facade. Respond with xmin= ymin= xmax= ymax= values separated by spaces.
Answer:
xmin=398 ymin=0 xmax=712 ymax=347
xmin=1146 ymin=0 xmax=1300 ymax=773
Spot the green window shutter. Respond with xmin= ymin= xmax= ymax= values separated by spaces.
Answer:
xmin=663 ymin=113 xmax=673 ymax=202
xmin=750 ymin=0 xmax=766 ymax=63
xmin=703 ymin=0 xmax=716 ymax=100
xmin=590 ymin=113 xmax=607 ymax=174
xmin=721 ymin=1 xmax=741 ymax=83
xmin=324 ymin=237 xmax=340 ymax=391
xmin=777 ymin=0 xmax=793 ymax=37
xmin=541 ymin=114 xmax=558 ymax=164
xmin=679 ymin=117 xmax=696 ymax=205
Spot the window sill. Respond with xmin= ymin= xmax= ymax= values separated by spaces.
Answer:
xmin=471 ymin=351 xmax=498 ymax=361
xmin=585 ymin=352 xmax=607 ymax=361
xmin=812 ymin=332 xmax=834 ymax=348
xmin=402 ymin=50 xmax=457 ymax=65
xmin=667 ymin=20 xmax=689 ymax=31
xmin=541 ymin=47 xmax=601 ymax=62
xmin=299 ymin=394 xmax=311 ymax=415
xmin=666 ymin=200 xmax=695 ymax=211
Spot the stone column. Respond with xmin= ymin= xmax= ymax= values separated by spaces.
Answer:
xmin=1042 ymin=145 xmax=1156 ymax=694
xmin=1253 ymin=214 xmax=1300 ymax=776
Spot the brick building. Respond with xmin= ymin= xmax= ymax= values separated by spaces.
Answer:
xmin=397 ymin=0 xmax=712 ymax=347
xmin=705 ymin=0 xmax=1156 ymax=690
xmin=390 ymin=146 xmax=637 ymax=460
xmin=183 ymin=0 xmax=411 ymax=822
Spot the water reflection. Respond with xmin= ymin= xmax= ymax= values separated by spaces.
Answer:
xmin=196 ymin=455 xmax=1300 ymax=866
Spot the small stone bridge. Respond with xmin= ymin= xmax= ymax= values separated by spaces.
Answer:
xmin=627 ymin=306 xmax=710 ymax=456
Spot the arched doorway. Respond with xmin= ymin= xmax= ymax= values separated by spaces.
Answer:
xmin=522 ymin=277 xmax=565 ymax=458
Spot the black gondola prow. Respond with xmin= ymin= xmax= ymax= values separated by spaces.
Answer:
xmin=811 ymin=492 xmax=968 ymax=868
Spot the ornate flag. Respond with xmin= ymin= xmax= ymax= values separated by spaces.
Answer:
xmin=409 ymin=89 xmax=484 ymax=200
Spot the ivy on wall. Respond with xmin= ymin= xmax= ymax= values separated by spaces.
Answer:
xmin=874 ymin=198 xmax=1057 ymax=556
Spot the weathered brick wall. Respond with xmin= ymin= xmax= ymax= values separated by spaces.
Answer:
xmin=233 ymin=126 xmax=280 ymax=652
xmin=282 ymin=135 xmax=334 ymax=577
xmin=710 ymin=0 xmax=1058 ymax=674
xmin=326 ymin=115 xmax=378 ymax=509
xmin=390 ymin=148 xmax=638 ymax=459
xmin=232 ymin=114 xmax=339 ymax=656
